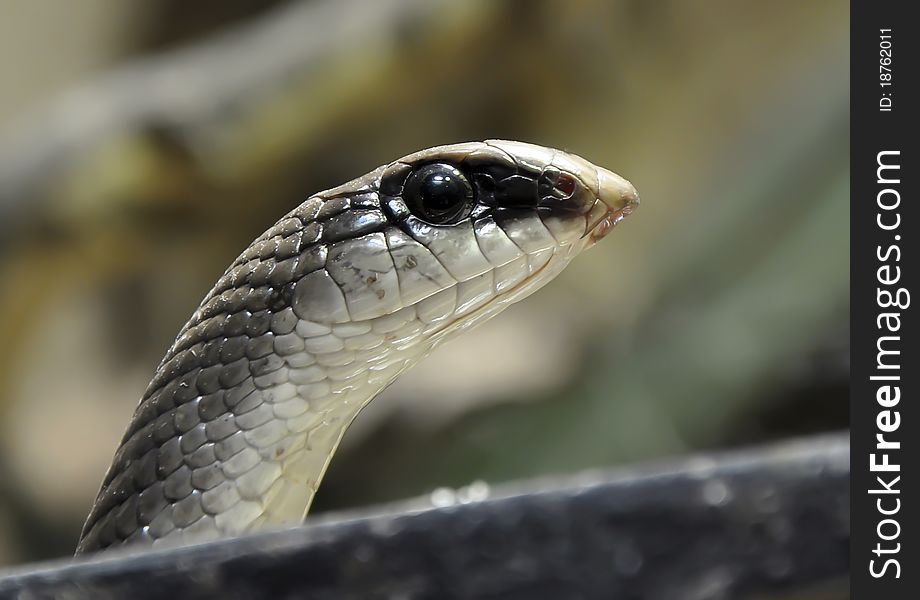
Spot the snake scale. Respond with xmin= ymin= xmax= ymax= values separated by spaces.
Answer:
xmin=76 ymin=140 xmax=638 ymax=554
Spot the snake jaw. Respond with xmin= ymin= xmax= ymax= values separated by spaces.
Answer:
xmin=586 ymin=167 xmax=640 ymax=246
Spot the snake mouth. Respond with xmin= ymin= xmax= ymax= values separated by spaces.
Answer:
xmin=587 ymin=200 xmax=638 ymax=243
xmin=585 ymin=166 xmax=639 ymax=245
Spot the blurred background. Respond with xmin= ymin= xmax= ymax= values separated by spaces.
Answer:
xmin=0 ymin=0 xmax=847 ymax=565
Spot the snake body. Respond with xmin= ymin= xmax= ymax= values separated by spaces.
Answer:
xmin=76 ymin=140 xmax=638 ymax=554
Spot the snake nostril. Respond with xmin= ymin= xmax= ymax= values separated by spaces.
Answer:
xmin=538 ymin=167 xmax=578 ymax=201
xmin=554 ymin=173 xmax=577 ymax=197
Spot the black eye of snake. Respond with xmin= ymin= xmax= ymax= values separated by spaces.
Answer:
xmin=403 ymin=163 xmax=475 ymax=225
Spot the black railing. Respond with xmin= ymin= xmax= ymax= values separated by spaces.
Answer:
xmin=0 ymin=433 xmax=849 ymax=599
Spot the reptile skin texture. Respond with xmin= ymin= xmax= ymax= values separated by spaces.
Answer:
xmin=76 ymin=140 xmax=638 ymax=553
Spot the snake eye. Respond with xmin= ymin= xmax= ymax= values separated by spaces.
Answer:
xmin=403 ymin=163 xmax=475 ymax=225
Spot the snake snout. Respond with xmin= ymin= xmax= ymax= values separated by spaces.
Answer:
xmin=587 ymin=167 xmax=639 ymax=243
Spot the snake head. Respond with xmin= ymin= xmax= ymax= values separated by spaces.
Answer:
xmin=380 ymin=140 xmax=638 ymax=247
xmin=361 ymin=140 xmax=639 ymax=334
xmin=76 ymin=140 xmax=638 ymax=554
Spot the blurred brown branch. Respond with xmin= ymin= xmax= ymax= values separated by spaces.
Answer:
xmin=0 ymin=0 xmax=498 ymax=244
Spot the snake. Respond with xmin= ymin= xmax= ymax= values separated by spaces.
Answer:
xmin=75 ymin=140 xmax=638 ymax=554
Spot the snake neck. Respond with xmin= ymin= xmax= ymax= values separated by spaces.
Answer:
xmin=233 ymin=316 xmax=422 ymax=533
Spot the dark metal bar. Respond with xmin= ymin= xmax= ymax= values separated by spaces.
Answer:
xmin=0 ymin=433 xmax=849 ymax=599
